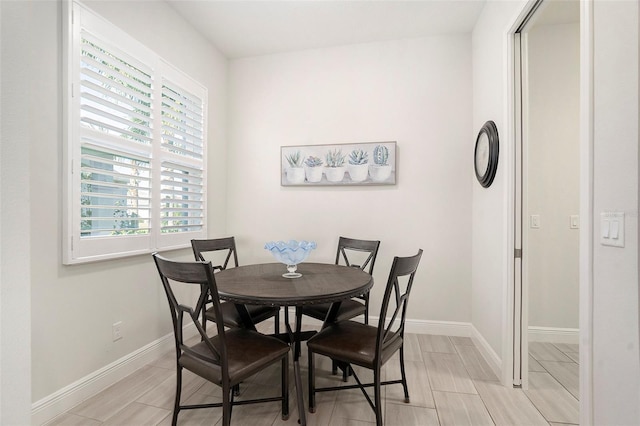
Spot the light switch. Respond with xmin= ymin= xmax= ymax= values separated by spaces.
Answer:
xmin=601 ymin=211 xmax=625 ymax=247
xmin=611 ymin=220 xmax=620 ymax=239
xmin=570 ymin=215 xmax=579 ymax=229
xmin=530 ymin=214 xmax=540 ymax=229
xmin=602 ymin=219 xmax=610 ymax=238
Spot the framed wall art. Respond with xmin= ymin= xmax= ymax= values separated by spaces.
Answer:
xmin=281 ymin=141 xmax=397 ymax=186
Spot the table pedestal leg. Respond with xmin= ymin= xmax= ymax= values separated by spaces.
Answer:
xmin=284 ymin=307 xmax=306 ymax=425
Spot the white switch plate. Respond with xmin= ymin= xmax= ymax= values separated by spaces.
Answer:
xmin=600 ymin=212 xmax=624 ymax=247
xmin=112 ymin=321 xmax=123 ymax=341
xmin=530 ymin=214 xmax=540 ymax=229
xmin=570 ymin=215 xmax=579 ymax=229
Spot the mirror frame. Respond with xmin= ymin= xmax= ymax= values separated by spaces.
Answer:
xmin=474 ymin=120 xmax=499 ymax=188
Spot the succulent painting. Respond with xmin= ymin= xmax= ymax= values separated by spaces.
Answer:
xmin=304 ymin=156 xmax=323 ymax=167
xmin=325 ymin=149 xmax=345 ymax=168
xmin=348 ymin=149 xmax=369 ymax=165
xmin=373 ymin=145 xmax=389 ymax=166
xmin=285 ymin=150 xmax=304 ymax=168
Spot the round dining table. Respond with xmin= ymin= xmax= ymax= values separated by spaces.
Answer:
xmin=215 ymin=262 xmax=374 ymax=425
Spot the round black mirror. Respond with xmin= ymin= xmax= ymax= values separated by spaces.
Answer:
xmin=474 ymin=120 xmax=499 ymax=188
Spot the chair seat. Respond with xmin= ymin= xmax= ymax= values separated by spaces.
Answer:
xmin=301 ymin=299 xmax=365 ymax=323
xmin=180 ymin=328 xmax=290 ymax=386
xmin=205 ymin=302 xmax=279 ymax=328
xmin=307 ymin=321 xmax=402 ymax=368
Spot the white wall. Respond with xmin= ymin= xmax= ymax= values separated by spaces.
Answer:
xmin=1 ymin=2 xmax=32 ymax=423
xmin=527 ymin=22 xmax=580 ymax=330
xmin=472 ymin=0 xmax=640 ymax=422
xmin=471 ymin=0 xmax=528 ymax=375
xmin=227 ymin=36 xmax=473 ymax=324
xmin=592 ymin=1 xmax=640 ymax=423
xmin=21 ymin=0 xmax=227 ymax=405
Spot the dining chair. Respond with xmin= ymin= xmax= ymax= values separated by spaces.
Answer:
xmin=191 ymin=237 xmax=280 ymax=334
xmin=306 ymin=249 xmax=423 ymax=426
xmin=152 ymin=253 xmax=290 ymax=426
xmin=302 ymin=236 xmax=380 ymax=325
xmin=301 ymin=236 xmax=380 ymax=380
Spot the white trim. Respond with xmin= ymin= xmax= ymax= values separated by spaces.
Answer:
xmin=528 ymin=326 xmax=580 ymax=344
xmin=403 ymin=319 xmax=472 ymax=337
xmin=295 ymin=310 xmax=473 ymax=338
xmin=502 ymin=0 xmax=540 ymax=389
xmin=472 ymin=324 xmax=503 ymax=382
xmin=579 ymin=0 xmax=594 ymax=424
xmin=32 ymin=325 xmax=197 ymax=426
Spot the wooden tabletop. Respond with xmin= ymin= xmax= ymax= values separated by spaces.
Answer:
xmin=215 ymin=262 xmax=373 ymax=307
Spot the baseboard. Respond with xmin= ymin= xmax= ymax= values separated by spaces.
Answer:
xmin=402 ymin=318 xmax=472 ymax=337
xmin=470 ymin=325 xmax=503 ymax=381
xmin=528 ymin=326 xmax=579 ymax=344
xmin=31 ymin=317 xmax=480 ymax=425
xmin=32 ymin=325 xmax=197 ymax=426
xmin=287 ymin=308 xmax=472 ymax=337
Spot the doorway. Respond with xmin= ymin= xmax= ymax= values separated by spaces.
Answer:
xmin=513 ymin=0 xmax=581 ymax=407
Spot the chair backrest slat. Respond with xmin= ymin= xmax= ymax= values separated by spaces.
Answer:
xmin=375 ymin=249 xmax=423 ymax=362
xmin=191 ymin=237 xmax=239 ymax=269
xmin=335 ymin=237 xmax=380 ymax=275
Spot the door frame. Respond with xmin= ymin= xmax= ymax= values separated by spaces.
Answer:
xmin=509 ymin=0 xmax=544 ymax=390
xmin=507 ymin=2 xmax=593 ymax=423
xmin=577 ymin=1 xmax=594 ymax=424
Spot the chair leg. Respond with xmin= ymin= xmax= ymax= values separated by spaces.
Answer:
xmin=374 ymin=368 xmax=383 ymax=426
xmin=342 ymin=363 xmax=349 ymax=382
xmin=399 ymin=346 xmax=410 ymax=403
xmin=364 ymin=294 xmax=369 ymax=325
xmin=281 ymin=355 xmax=289 ymax=420
xmin=308 ymin=350 xmax=316 ymax=413
xmin=275 ymin=310 xmax=280 ymax=334
xmin=222 ymin=386 xmax=232 ymax=426
xmin=332 ymin=359 xmax=338 ymax=375
xmin=172 ymin=366 xmax=182 ymax=426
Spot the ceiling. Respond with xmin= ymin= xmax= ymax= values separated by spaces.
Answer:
xmin=166 ymin=0 xmax=487 ymax=59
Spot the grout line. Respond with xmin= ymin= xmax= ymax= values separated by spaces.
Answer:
xmin=51 ymin=334 xmax=580 ymax=426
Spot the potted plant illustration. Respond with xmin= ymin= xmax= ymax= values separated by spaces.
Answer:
xmin=304 ymin=155 xmax=324 ymax=183
xmin=324 ymin=149 xmax=346 ymax=182
xmin=369 ymin=144 xmax=392 ymax=182
xmin=347 ymin=149 xmax=369 ymax=182
xmin=285 ymin=150 xmax=305 ymax=184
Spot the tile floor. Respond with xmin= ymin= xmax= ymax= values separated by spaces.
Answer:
xmin=45 ymin=326 xmax=579 ymax=426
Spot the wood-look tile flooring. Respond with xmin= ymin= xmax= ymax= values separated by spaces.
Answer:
xmin=46 ymin=325 xmax=579 ymax=426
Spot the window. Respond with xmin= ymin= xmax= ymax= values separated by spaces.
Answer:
xmin=64 ymin=2 xmax=207 ymax=264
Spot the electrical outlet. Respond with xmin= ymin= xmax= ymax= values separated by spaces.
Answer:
xmin=112 ymin=321 xmax=123 ymax=341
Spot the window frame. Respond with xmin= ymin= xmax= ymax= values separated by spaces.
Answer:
xmin=63 ymin=1 xmax=208 ymax=264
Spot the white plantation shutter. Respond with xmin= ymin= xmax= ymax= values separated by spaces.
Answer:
xmin=80 ymin=142 xmax=152 ymax=237
xmin=160 ymin=162 xmax=204 ymax=233
xmin=161 ymin=81 xmax=204 ymax=160
xmin=79 ymin=32 xmax=153 ymax=146
xmin=65 ymin=2 xmax=207 ymax=263
xmin=157 ymin=76 xmax=206 ymax=248
xmin=160 ymin=80 xmax=205 ymax=234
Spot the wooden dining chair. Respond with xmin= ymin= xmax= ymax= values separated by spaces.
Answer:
xmin=152 ymin=253 xmax=290 ymax=426
xmin=191 ymin=237 xmax=280 ymax=334
xmin=306 ymin=249 xmax=423 ymax=426
xmin=302 ymin=236 xmax=380 ymax=325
